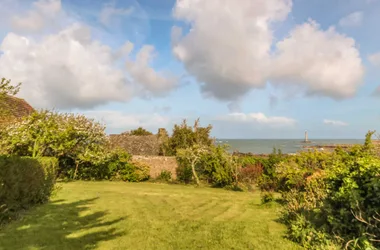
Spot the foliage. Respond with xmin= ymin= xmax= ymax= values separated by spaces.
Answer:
xmin=0 ymin=77 xmax=21 ymax=97
xmin=120 ymin=161 xmax=150 ymax=182
xmin=156 ymin=170 xmax=172 ymax=182
xmin=176 ymin=144 xmax=237 ymax=187
xmin=261 ymin=192 xmax=275 ymax=204
xmin=163 ymin=119 xmax=213 ymax=156
xmin=278 ymin=132 xmax=380 ymax=249
xmin=59 ymin=149 xmax=150 ymax=182
xmin=130 ymin=127 xmax=153 ymax=136
xmin=0 ymin=110 xmax=107 ymax=159
xmin=0 ymin=156 xmax=57 ymax=224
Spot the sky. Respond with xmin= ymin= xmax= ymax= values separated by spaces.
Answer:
xmin=0 ymin=0 xmax=380 ymax=139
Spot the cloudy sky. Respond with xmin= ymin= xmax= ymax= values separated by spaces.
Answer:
xmin=0 ymin=0 xmax=380 ymax=139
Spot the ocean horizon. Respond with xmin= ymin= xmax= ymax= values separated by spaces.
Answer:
xmin=216 ymin=139 xmax=364 ymax=154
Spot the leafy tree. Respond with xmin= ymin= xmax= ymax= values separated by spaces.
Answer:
xmin=130 ymin=127 xmax=153 ymax=136
xmin=176 ymin=144 xmax=209 ymax=186
xmin=0 ymin=110 xmax=107 ymax=178
xmin=164 ymin=119 xmax=213 ymax=156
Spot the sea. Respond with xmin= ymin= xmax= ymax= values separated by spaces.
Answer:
xmin=216 ymin=139 xmax=364 ymax=154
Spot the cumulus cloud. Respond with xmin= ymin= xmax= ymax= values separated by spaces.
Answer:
xmin=172 ymin=0 xmax=364 ymax=102
xmin=339 ymin=11 xmax=363 ymax=27
xmin=0 ymin=0 xmax=176 ymax=109
xmin=323 ymin=119 xmax=348 ymax=126
xmin=368 ymin=52 xmax=380 ymax=67
xmin=172 ymin=0 xmax=292 ymax=101
xmin=272 ymin=20 xmax=364 ymax=99
xmin=11 ymin=0 xmax=64 ymax=33
xmin=124 ymin=42 xmax=178 ymax=96
xmin=0 ymin=24 xmax=133 ymax=109
xmin=99 ymin=3 xmax=133 ymax=26
xmin=83 ymin=110 xmax=171 ymax=133
xmin=217 ymin=112 xmax=296 ymax=127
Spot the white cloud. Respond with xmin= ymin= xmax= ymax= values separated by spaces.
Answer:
xmin=172 ymin=0 xmax=364 ymax=101
xmin=172 ymin=0 xmax=292 ymax=101
xmin=0 ymin=0 xmax=177 ymax=109
xmin=11 ymin=0 xmax=64 ymax=33
xmin=323 ymin=119 xmax=348 ymax=126
xmin=99 ymin=3 xmax=133 ymax=26
xmin=217 ymin=112 xmax=296 ymax=127
xmin=368 ymin=52 xmax=380 ymax=67
xmin=124 ymin=43 xmax=178 ymax=96
xmin=272 ymin=20 xmax=364 ymax=99
xmin=0 ymin=24 xmax=133 ymax=109
xmin=83 ymin=110 xmax=171 ymax=133
xmin=339 ymin=11 xmax=363 ymax=27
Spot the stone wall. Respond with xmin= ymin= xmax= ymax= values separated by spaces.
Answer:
xmin=132 ymin=155 xmax=178 ymax=179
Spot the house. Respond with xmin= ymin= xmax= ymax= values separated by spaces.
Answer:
xmin=0 ymin=95 xmax=34 ymax=125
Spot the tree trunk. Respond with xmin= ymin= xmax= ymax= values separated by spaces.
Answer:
xmin=191 ymin=159 xmax=200 ymax=186
xmin=73 ymin=162 xmax=79 ymax=180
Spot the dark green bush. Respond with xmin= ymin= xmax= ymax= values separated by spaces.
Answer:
xmin=58 ymin=149 xmax=150 ymax=182
xmin=0 ymin=156 xmax=57 ymax=223
xmin=261 ymin=192 xmax=275 ymax=204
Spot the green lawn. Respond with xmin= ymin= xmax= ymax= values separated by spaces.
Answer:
xmin=0 ymin=182 xmax=301 ymax=250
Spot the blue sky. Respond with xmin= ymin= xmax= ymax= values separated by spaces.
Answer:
xmin=0 ymin=0 xmax=380 ymax=139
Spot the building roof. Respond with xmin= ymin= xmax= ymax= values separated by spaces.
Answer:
xmin=0 ymin=95 xmax=34 ymax=124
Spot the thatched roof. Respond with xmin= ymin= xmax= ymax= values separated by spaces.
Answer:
xmin=0 ymin=95 xmax=34 ymax=124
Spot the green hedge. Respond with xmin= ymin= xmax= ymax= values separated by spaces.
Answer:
xmin=0 ymin=156 xmax=58 ymax=223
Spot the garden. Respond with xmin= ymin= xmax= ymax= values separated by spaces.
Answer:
xmin=0 ymin=78 xmax=379 ymax=249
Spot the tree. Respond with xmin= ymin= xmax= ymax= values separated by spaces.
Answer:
xmin=130 ymin=127 xmax=153 ymax=136
xmin=0 ymin=110 xmax=107 ymax=178
xmin=164 ymin=119 xmax=213 ymax=156
xmin=176 ymin=144 xmax=209 ymax=186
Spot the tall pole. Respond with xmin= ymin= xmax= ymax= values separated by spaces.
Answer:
xmin=305 ymin=130 xmax=308 ymax=142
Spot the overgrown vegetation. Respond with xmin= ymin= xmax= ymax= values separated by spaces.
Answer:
xmin=0 ymin=156 xmax=57 ymax=224
xmin=254 ymin=132 xmax=380 ymax=249
xmin=0 ymin=110 xmax=150 ymax=182
xmin=130 ymin=127 xmax=153 ymax=136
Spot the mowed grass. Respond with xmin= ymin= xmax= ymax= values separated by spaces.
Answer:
xmin=0 ymin=182 xmax=301 ymax=250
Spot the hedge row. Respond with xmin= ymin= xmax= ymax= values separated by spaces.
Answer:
xmin=0 ymin=156 xmax=57 ymax=224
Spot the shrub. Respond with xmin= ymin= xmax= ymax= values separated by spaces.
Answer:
xmin=157 ymin=170 xmax=172 ymax=182
xmin=162 ymin=119 xmax=213 ymax=156
xmin=279 ymin=132 xmax=380 ymax=249
xmin=0 ymin=156 xmax=58 ymax=223
xmin=261 ymin=192 xmax=275 ymax=204
xmin=239 ymin=163 xmax=264 ymax=185
xmin=130 ymin=127 xmax=153 ymax=136
xmin=0 ymin=110 xmax=107 ymax=177
xmin=120 ymin=161 xmax=150 ymax=182
xmin=176 ymin=144 xmax=236 ymax=187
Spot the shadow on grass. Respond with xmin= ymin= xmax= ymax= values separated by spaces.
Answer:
xmin=0 ymin=197 xmax=126 ymax=250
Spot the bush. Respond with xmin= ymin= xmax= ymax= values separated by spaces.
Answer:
xmin=261 ymin=192 xmax=275 ymax=204
xmin=0 ymin=156 xmax=57 ymax=224
xmin=239 ymin=163 xmax=264 ymax=185
xmin=120 ymin=161 xmax=150 ymax=182
xmin=156 ymin=170 xmax=172 ymax=182
xmin=130 ymin=127 xmax=153 ymax=136
xmin=162 ymin=119 xmax=213 ymax=156
xmin=278 ymin=132 xmax=380 ymax=249
xmin=58 ymin=149 xmax=150 ymax=182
